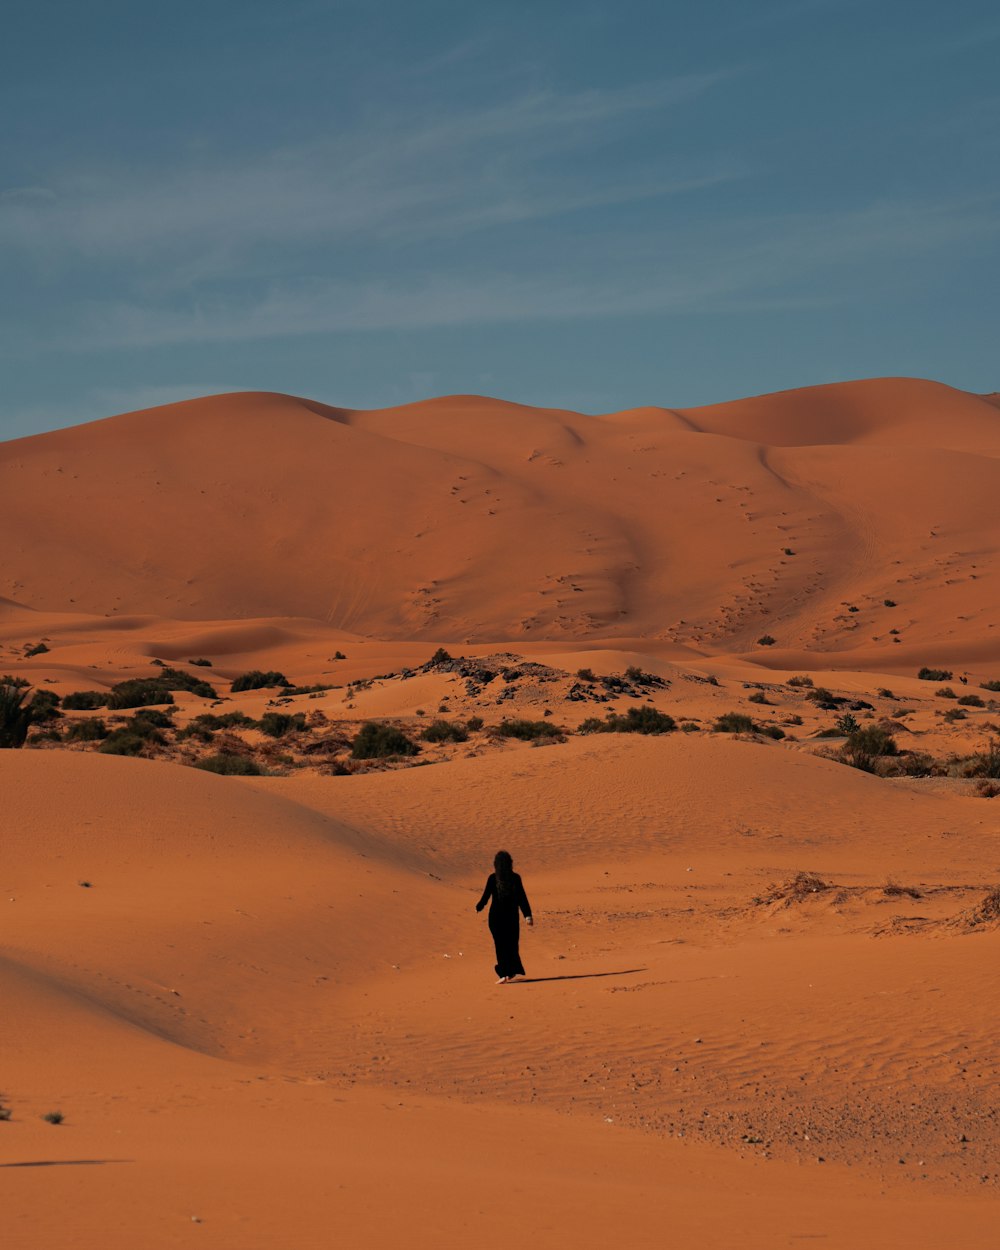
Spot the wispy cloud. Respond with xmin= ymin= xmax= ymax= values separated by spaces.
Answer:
xmin=0 ymin=74 xmax=734 ymax=270
xmin=30 ymin=194 xmax=996 ymax=353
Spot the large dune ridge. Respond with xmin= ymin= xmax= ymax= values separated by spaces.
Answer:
xmin=3 ymin=377 xmax=999 ymax=659
xmin=3 ymin=377 xmax=1000 ymax=1248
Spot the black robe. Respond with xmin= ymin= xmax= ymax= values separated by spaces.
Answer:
xmin=476 ymin=872 xmax=532 ymax=978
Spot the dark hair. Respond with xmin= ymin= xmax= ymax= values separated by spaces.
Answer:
xmin=494 ymin=849 xmax=514 ymax=897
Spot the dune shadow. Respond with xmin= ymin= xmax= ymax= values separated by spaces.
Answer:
xmin=512 ymin=967 xmax=646 ymax=985
xmin=0 ymin=1159 xmax=132 ymax=1169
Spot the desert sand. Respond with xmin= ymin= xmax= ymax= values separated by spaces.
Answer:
xmin=2 ymin=377 xmax=999 ymax=1248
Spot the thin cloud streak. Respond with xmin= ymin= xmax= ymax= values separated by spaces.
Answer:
xmin=0 ymin=74 xmax=734 ymax=265
xmin=32 ymin=195 xmax=998 ymax=353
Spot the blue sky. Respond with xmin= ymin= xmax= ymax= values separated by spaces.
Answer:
xmin=2 ymin=0 xmax=998 ymax=439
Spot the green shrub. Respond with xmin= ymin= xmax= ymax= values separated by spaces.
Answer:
xmin=195 ymin=751 xmax=262 ymax=776
xmin=421 ymin=719 xmax=469 ymax=743
xmin=759 ymin=725 xmax=786 ymax=740
xmin=836 ymin=713 xmax=860 ymax=735
xmin=966 ymin=738 xmax=1000 ymax=780
xmin=935 ymin=686 xmax=956 ymax=699
xmin=65 ymin=717 xmax=108 ymax=742
xmin=157 ymin=666 xmax=217 ymax=699
xmin=259 ymin=712 xmax=306 ymax=738
xmin=107 ymin=679 xmax=175 ymax=710
xmin=132 ymin=707 xmax=174 ymax=729
xmin=580 ymin=707 xmax=675 ymax=735
xmin=98 ymin=731 xmax=150 ymax=756
xmin=680 ymin=721 xmax=699 ymax=733
xmin=188 ymin=657 xmax=213 ymax=667
xmin=351 ymin=722 xmax=420 ymax=759
xmin=42 ymin=1111 xmax=63 ymax=1125
xmin=806 ymin=687 xmax=836 ymax=704
xmin=979 ymin=679 xmax=1000 ymax=693
xmin=231 ymin=670 xmax=290 ymax=693
xmin=918 ymin=667 xmax=952 ymax=681
xmin=495 ymin=719 xmax=563 ymax=741
xmin=757 ymin=634 xmax=776 ymax=646
xmin=466 ymin=716 xmax=484 ymax=732
xmin=285 ymin=683 xmax=334 ymax=696
xmin=29 ymin=690 xmax=62 ymax=723
xmin=841 ymin=725 xmax=897 ymax=772
xmin=192 ymin=711 xmax=256 ymax=730
xmin=714 ymin=712 xmax=756 ymax=734
xmin=0 ymin=677 xmax=32 ymax=748
xmin=62 ymin=690 xmax=106 ymax=710
xmin=576 ymin=668 xmax=596 ymax=681
xmin=958 ymin=694 xmax=985 ymax=707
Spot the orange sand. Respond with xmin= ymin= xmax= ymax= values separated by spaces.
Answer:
xmin=2 ymin=379 xmax=999 ymax=1248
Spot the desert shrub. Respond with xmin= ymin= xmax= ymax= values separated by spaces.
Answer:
xmin=876 ymin=687 xmax=895 ymax=699
xmin=107 ymin=679 xmax=175 ymax=710
xmin=25 ymin=642 xmax=50 ymax=657
xmin=0 ymin=1104 xmax=11 ymax=1121
xmin=193 ymin=711 xmax=256 ymax=730
xmin=98 ymin=731 xmax=148 ymax=756
xmin=784 ymin=714 xmax=803 ymax=725
xmin=495 ymin=719 xmax=563 ymax=740
xmin=259 ymin=712 xmax=306 ymax=738
xmin=576 ymin=668 xmax=596 ymax=681
xmin=195 ymin=752 xmax=263 ymax=776
xmin=351 ymin=722 xmax=420 ymax=759
xmin=835 ymin=713 xmax=860 ymax=735
xmin=421 ymin=719 xmax=469 ymax=744
xmin=966 ymin=738 xmax=1000 ymax=780
xmin=787 ymin=675 xmax=814 ymax=688
xmin=188 ymin=657 xmax=213 ymax=667
xmin=466 ymin=716 xmax=484 ymax=732
xmin=841 ymin=725 xmax=897 ymax=772
xmin=896 ymin=752 xmax=940 ymax=778
xmin=975 ymin=779 xmax=1000 ymax=798
xmin=0 ymin=677 xmax=32 ymax=748
xmin=580 ymin=707 xmax=675 ymax=735
xmin=935 ymin=686 xmax=957 ymax=699
xmin=942 ymin=708 xmax=967 ymax=723
xmin=28 ymin=690 xmax=62 ymax=722
xmin=426 ymin=648 xmax=454 ymax=667
xmin=230 ymin=670 xmax=290 ymax=692
xmin=624 ymin=666 xmax=661 ymax=686
xmin=286 ymin=683 xmax=334 ymax=696
xmin=62 ymin=690 xmax=106 ymax=710
xmin=757 ymin=634 xmax=776 ymax=646
xmin=680 ymin=721 xmax=699 ymax=733
xmin=64 ymin=717 xmax=108 ymax=742
xmin=883 ymin=599 xmax=897 ymax=607
xmin=759 ymin=725 xmax=786 ymax=740
xmin=132 ymin=707 xmax=174 ymax=729
xmin=980 ymin=680 xmax=1000 ymax=693
xmin=918 ymin=667 xmax=952 ymax=682
xmin=714 ymin=712 xmax=756 ymax=734
xmin=157 ymin=666 xmax=217 ymax=698
xmin=42 ymin=1111 xmax=63 ymax=1125
xmin=806 ymin=687 xmax=836 ymax=704
xmin=748 ymin=691 xmax=769 ymax=705
xmin=958 ymin=694 xmax=985 ymax=707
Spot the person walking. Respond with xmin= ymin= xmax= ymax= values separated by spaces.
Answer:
xmin=475 ymin=850 xmax=533 ymax=983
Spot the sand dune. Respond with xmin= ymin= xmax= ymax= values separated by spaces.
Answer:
xmin=2 ymin=378 xmax=998 ymax=658
xmin=4 ymin=376 xmax=1000 ymax=1247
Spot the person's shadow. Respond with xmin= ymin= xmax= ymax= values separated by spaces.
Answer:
xmin=511 ymin=967 xmax=646 ymax=984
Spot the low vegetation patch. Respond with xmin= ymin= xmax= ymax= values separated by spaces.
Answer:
xmin=259 ymin=711 xmax=306 ymax=738
xmin=62 ymin=690 xmax=106 ymax=709
xmin=107 ymin=679 xmax=175 ymax=710
xmin=580 ymin=706 xmax=676 ymax=735
xmin=981 ymin=679 xmax=1000 ymax=693
xmin=495 ymin=719 xmax=564 ymax=741
xmin=756 ymin=634 xmax=776 ymax=646
xmin=421 ymin=719 xmax=469 ymax=744
xmin=0 ymin=677 xmax=33 ymax=748
xmin=917 ymin=667 xmax=952 ymax=682
xmin=64 ymin=717 xmax=108 ymax=742
xmin=714 ymin=712 xmax=757 ymax=734
xmin=351 ymin=722 xmax=420 ymax=759
xmin=231 ymin=670 xmax=290 ymax=693
xmin=840 ymin=725 xmax=897 ymax=772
